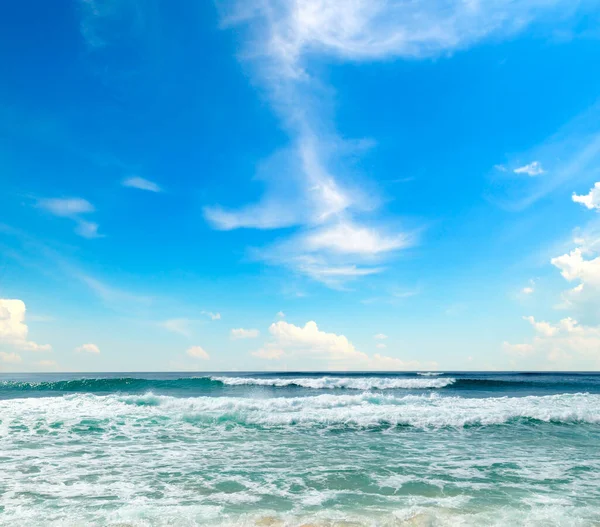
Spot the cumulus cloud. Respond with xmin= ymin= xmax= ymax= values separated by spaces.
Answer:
xmin=504 ymin=317 xmax=600 ymax=366
xmin=75 ymin=343 xmax=100 ymax=354
xmin=186 ymin=345 xmax=210 ymax=360
xmin=0 ymin=299 xmax=52 ymax=354
xmin=122 ymin=176 xmax=162 ymax=192
xmin=551 ymin=247 xmax=600 ymax=289
xmin=254 ymin=320 xmax=428 ymax=370
xmin=523 ymin=316 xmax=558 ymax=337
xmin=374 ymin=333 xmax=388 ymax=340
xmin=276 ymin=311 xmax=286 ymax=318
xmin=37 ymin=197 xmax=103 ymax=238
xmin=573 ymin=182 xmax=600 ymax=210
xmin=513 ymin=161 xmax=545 ymax=176
xmin=231 ymin=328 xmax=260 ymax=339
xmin=504 ymin=189 xmax=600 ymax=366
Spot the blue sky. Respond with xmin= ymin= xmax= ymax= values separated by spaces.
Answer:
xmin=1 ymin=0 xmax=600 ymax=372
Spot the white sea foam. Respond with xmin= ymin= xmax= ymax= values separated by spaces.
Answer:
xmin=1 ymin=391 xmax=599 ymax=430
xmin=417 ymin=372 xmax=443 ymax=376
xmin=211 ymin=376 xmax=454 ymax=390
xmin=1 ymin=391 xmax=599 ymax=526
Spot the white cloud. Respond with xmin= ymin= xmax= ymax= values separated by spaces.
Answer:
xmin=231 ymin=328 xmax=260 ymax=339
xmin=573 ymin=182 xmax=600 ymax=210
xmin=266 ymin=320 xmax=367 ymax=361
xmin=505 ymin=192 xmax=600 ymax=367
xmin=276 ymin=311 xmax=286 ymax=318
xmin=160 ymin=318 xmax=192 ymax=337
xmin=373 ymin=333 xmax=388 ymax=340
xmin=254 ymin=320 xmax=427 ymax=370
xmin=0 ymin=351 xmax=22 ymax=364
xmin=37 ymin=197 xmax=95 ymax=216
xmin=514 ymin=161 xmax=545 ymax=176
xmin=302 ymin=220 xmax=411 ymax=255
xmin=522 ymin=286 xmax=534 ymax=294
xmin=504 ymin=317 xmax=600 ymax=366
xmin=0 ymin=299 xmax=52 ymax=352
xmin=122 ymin=176 xmax=162 ymax=193
xmin=223 ymin=0 xmax=581 ymax=71
xmin=551 ymin=247 xmax=600 ymax=289
xmin=523 ymin=316 xmax=558 ymax=337
xmin=37 ymin=197 xmax=102 ymax=238
xmin=376 ymin=343 xmax=387 ymax=349
xmin=75 ymin=343 xmax=100 ymax=354
xmin=202 ymin=311 xmax=221 ymax=321
xmin=186 ymin=345 xmax=210 ymax=360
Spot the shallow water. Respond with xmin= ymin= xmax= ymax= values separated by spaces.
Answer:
xmin=1 ymin=372 xmax=599 ymax=526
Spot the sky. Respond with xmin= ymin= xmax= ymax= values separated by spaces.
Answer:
xmin=1 ymin=0 xmax=600 ymax=372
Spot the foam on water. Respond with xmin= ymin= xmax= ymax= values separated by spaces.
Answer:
xmin=1 ymin=391 xmax=599 ymax=430
xmin=211 ymin=376 xmax=455 ymax=390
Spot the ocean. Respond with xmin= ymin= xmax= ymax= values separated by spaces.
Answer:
xmin=1 ymin=372 xmax=599 ymax=526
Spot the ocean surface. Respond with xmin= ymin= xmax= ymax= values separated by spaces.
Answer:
xmin=1 ymin=372 xmax=600 ymax=526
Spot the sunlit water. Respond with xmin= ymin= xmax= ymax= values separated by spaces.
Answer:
xmin=1 ymin=372 xmax=600 ymax=526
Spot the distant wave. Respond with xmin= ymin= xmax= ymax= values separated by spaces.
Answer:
xmin=0 ymin=377 xmax=221 ymax=393
xmin=211 ymin=376 xmax=454 ymax=390
xmin=1 ymin=392 xmax=598 ymax=430
xmin=2 ymin=375 xmax=597 ymax=395
xmin=417 ymin=372 xmax=443 ymax=376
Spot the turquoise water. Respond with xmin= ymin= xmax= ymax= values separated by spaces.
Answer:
xmin=1 ymin=372 xmax=600 ymax=526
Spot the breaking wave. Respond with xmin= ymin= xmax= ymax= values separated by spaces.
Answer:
xmin=2 ymin=391 xmax=599 ymax=430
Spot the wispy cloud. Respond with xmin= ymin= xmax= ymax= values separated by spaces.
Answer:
xmin=122 ymin=176 xmax=162 ymax=193
xmin=37 ymin=197 xmax=103 ymax=238
xmin=514 ymin=161 xmax=545 ymax=176
xmin=160 ymin=318 xmax=193 ymax=337
xmin=201 ymin=311 xmax=221 ymax=321
xmin=37 ymin=198 xmax=94 ymax=216
xmin=209 ymin=0 xmax=588 ymax=286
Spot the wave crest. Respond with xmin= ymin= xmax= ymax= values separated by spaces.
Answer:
xmin=211 ymin=376 xmax=454 ymax=390
xmin=2 ymin=392 xmax=598 ymax=430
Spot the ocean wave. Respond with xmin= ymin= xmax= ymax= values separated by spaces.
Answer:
xmin=211 ymin=376 xmax=455 ymax=390
xmin=1 ymin=391 xmax=598 ymax=430
xmin=0 ymin=376 xmax=221 ymax=393
xmin=417 ymin=372 xmax=443 ymax=376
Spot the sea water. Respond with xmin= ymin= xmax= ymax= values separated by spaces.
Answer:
xmin=1 ymin=372 xmax=599 ymax=526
